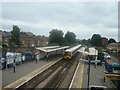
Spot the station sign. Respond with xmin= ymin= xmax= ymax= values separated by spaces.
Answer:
xmin=104 ymin=72 xmax=120 ymax=80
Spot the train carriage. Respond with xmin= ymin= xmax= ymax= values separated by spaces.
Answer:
xmin=64 ymin=45 xmax=81 ymax=59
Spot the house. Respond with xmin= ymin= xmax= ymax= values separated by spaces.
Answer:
xmin=1 ymin=30 xmax=48 ymax=47
xmin=20 ymin=32 xmax=48 ymax=47
xmin=108 ymin=43 xmax=120 ymax=50
xmin=2 ymin=31 xmax=11 ymax=46
xmin=101 ymin=37 xmax=108 ymax=47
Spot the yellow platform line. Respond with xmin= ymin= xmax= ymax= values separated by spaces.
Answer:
xmin=79 ymin=63 xmax=84 ymax=88
xmin=4 ymin=63 xmax=52 ymax=88
xmin=3 ymin=58 xmax=62 ymax=89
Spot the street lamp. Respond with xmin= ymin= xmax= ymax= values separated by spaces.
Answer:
xmin=13 ymin=45 xmax=18 ymax=73
xmin=80 ymin=48 xmax=100 ymax=90
xmin=87 ymin=55 xmax=91 ymax=90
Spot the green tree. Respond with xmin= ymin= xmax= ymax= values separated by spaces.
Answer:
xmin=108 ymin=38 xmax=116 ymax=44
xmin=81 ymin=39 xmax=92 ymax=47
xmin=91 ymin=34 xmax=102 ymax=47
xmin=10 ymin=25 xmax=21 ymax=46
xmin=49 ymin=29 xmax=64 ymax=45
xmin=65 ymin=31 xmax=76 ymax=45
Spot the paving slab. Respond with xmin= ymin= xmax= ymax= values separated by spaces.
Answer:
xmin=71 ymin=62 xmax=115 ymax=89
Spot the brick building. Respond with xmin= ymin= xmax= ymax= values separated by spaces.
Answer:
xmin=20 ymin=32 xmax=48 ymax=47
xmin=0 ymin=30 xmax=2 ymax=48
xmin=101 ymin=37 xmax=108 ymax=47
xmin=108 ymin=43 xmax=120 ymax=50
xmin=1 ymin=30 xmax=11 ymax=46
xmin=1 ymin=30 xmax=48 ymax=47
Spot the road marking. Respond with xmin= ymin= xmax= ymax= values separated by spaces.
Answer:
xmin=4 ymin=58 xmax=62 ymax=89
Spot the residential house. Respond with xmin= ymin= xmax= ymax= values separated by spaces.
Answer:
xmin=101 ymin=37 xmax=108 ymax=47
xmin=20 ymin=32 xmax=48 ymax=47
xmin=108 ymin=43 xmax=120 ymax=50
xmin=2 ymin=31 xmax=11 ymax=46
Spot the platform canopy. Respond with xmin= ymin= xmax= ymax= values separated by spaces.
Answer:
xmin=36 ymin=46 xmax=60 ymax=52
xmin=78 ymin=47 xmax=86 ymax=53
xmin=23 ymin=52 xmax=38 ymax=56
xmin=36 ymin=46 xmax=69 ymax=53
xmin=88 ymin=47 xmax=98 ymax=55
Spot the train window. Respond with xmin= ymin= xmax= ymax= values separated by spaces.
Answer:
xmin=64 ymin=52 xmax=71 ymax=56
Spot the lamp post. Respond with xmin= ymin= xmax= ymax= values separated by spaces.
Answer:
xmin=87 ymin=55 xmax=91 ymax=90
xmin=13 ymin=45 xmax=18 ymax=73
xmin=94 ymin=49 xmax=97 ymax=68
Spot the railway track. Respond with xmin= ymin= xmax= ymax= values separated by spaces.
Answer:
xmin=34 ymin=53 xmax=81 ymax=89
xmin=43 ymin=60 xmax=73 ymax=89
xmin=15 ymin=53 xmax=81 ymax=89
xmin=33 ymin=60 xmax=73 ymax=89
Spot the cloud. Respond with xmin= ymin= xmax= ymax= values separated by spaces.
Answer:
xmin=2 ymin=2 xmax=118 ymax=41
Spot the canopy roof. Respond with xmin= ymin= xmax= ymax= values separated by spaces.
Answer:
xmin=88 ymin=47 xmax=98 ymax=55
xmin=65 ymin=45 xmax=81 ymax=52
xmin=23 ymin=52 xmax=38 ymax=56
xmin=36 ymin=46 xmax=69 ymax=52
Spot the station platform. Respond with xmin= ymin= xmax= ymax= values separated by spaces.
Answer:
xmin=71 ymin=62 xmax=115 ymax=89
xmin=2 ymin=55 xmax=62 ymax=88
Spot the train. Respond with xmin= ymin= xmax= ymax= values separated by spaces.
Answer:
xmin=64 ymin=45 xmax=81 ymax=59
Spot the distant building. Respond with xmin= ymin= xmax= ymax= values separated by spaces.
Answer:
xmin=2 ymin=30 xmax=11 ymax=46
xmin=0 ymin=30 xmax=2 ymax=46
xmin=20 ymin=32 xmax=48 ymax=47
xmin=34 ymin=35 xmax=48 ymax=47
xmin=108 ymin=43 xmax=120 ymax=50
xmin=101 ymin=37 xmax=108 ymax=47
xmin=1 ymin=30 xmax=48 ymax=47
xmin=26 ymin=32 xmax=34 ymax=36
xmin=20 ymin=32 xmax=34 ymax=47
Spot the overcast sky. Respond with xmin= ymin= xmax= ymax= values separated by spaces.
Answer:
xmin=1 ymin=2 xmax=118 ymax=41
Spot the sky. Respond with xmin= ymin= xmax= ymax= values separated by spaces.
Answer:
xmin=1 ymin=1 xmax=119 ymax=41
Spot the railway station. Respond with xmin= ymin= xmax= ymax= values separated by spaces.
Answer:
xmin=2 ymin=45 xmax=81 ymax=89
xmin=1 ymin=45 xmax=120 ymax=89
xmin=1 ymin=46 xmax=69 ymax=70
xmin=71 ymin=47 xmax=116 ymax=89
xmin=36 ymin=46 xmax=69 ymax=59
xmin=1 ymin=1 xmax=119 ymax=89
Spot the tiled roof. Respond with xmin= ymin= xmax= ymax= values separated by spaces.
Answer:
xmin=2 ymin=31 xmax=11 ymax=37
xmin=108 ymin=43 xmax=120 ymax=47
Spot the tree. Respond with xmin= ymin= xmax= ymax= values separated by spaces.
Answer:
xmin=91 ymin=34 xmax=102 ymax=47
xmin=10 ymin=25 xmax=21 ymax=46
xmin=81 ymin=39 xmax=92 ymax=47
xmin=108 ymin=38 xmax=116 ymax=44
xmin=64 ymin=31 xmax=76 ymax=45
xmin=49 ymin=29 xmax=64 ymax=45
